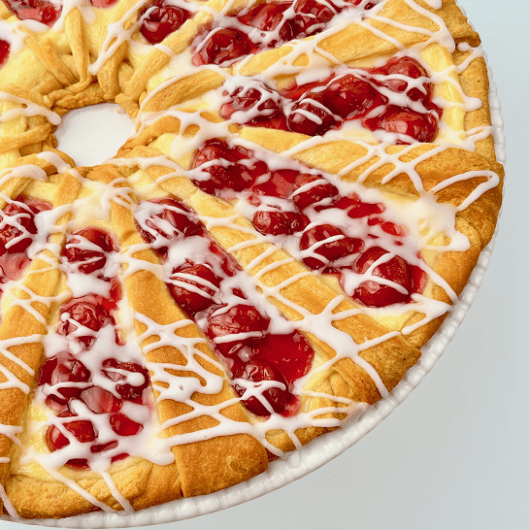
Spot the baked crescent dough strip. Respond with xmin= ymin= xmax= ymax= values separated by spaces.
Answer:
xmin=0 ymin=160 xmax=81 ymax=514
xmin=90 ymin=166 xmax=269 ymax=497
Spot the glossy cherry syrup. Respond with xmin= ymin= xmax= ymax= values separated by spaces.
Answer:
xmin=192 ymin=28 xmax=255 ymax=67
xmin=42 ymin=228 xmax=150 ymax=468
xmin=136 ymin=198 xmax=315 ymax=417
xmin=192 ymin=139 xmax=427 ymax=308
xmin=0 ymin=40 xmax=10 ymax=68
xmin=139 ymin=0 xmax=191 ymax=44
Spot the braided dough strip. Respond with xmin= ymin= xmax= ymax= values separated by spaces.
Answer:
xmin=0 ymin=164 xmax=82 ymax=514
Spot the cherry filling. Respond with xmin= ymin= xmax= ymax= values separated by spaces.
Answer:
xmin=41 ymin=228 xmax=150 ymax=469
xmin=139 ymin=0 xmax=191 ymax=44
xmin=220 ymin=84 xmax=286 ymax=130
xmin=299 ymin=224 xmax=363 ymax=269
xmin=220 ymin=56 xmax=442 ymax=143
xmin=0 ymin=197 xmax=51 ymax=291
xmin=169 ymin=263 xmax=222 ymax=314
xmin=3 ymin=0 xmax=61 ymax=25
xmin=238 ymin=2 xmax=294 ymax=43
xmin=0 ymin=40 xmax=10 ymax=68
xmin=191 ymin=0 xmax=375 ymax=66
xmin=192 ymin=139 xmax=427 ymax=308
xmin=192 ymin=28 xmax=255 ymax=67
xmin=57 ymin=297 xmax=116 ymax=348
xmin=190 ymin=138 xmax=264 ymax=196
xmin=61 ymin=227 xmax=117 ymax=276
xmin=136 ymin=198 xmax=315 ymax=417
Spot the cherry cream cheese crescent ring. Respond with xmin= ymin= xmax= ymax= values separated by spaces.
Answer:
xmin=0 ymin=0 xmax=503 ymax=520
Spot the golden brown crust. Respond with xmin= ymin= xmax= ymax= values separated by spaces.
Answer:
xmin=6 ymin=459 xmax=183 ymax=519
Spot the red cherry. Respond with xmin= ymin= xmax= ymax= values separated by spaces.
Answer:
xmin=46 ymin=414 xmax=97 ymax=469
xmin=101 ymin=358 xmax=150 ymax=401
xmin=6 ymin=0 xmax=61 ymax=25
xmin=372 ymin=56 xmax=429 ymax=98
xmin=192 ymin=28 xmax=252 ymax=66
xmin=252 ymin=209 xmax=308 ymax=236
xmin=57 ymin=300 xmax=113 ymax=347
xmin=252 ymin=169 xmax=298 ymax=199
xmin=233 ymin=359 xmax=291 ymax=416
xmin=362 ymin=105 xmax=438 ymax=143
xmin=110 ymin=413 xmax=143 ymax=436
xmin=168 ymin=262 xmax=221 ymax=315
xmin=367 ymin=216 xmax=407 ymax=237
xmin=300 ymin=224 xmax=363 ymax=270
xmin=351 ymin=246 xmax=412 ymax=307
xmin=47 ymin=415 xmax=96 ymax=454
xmin=46 ymin=425 xmax=69 ymax=453
xmin=193 ymin=138 xmax=251 ymax=167
xmin=253 ymin=331 xmax=314 ymax=384
xmin=291 ymin=174 xmax=339 ymax=211
xmin=192 ymin=140 xmax=263 ymax=194
xmin=323 ymin=73 xmax=381 ymax=119
xmin=0 ymin=201 xmax=39 ymax=255
xmin=44 ymin=395 xmax=70 ymax=415
xmin=207 ymin=304 xmax=270 ymax=355
xmin=90 ymin=440 xmax=118 ymax=454
xmin=140 ymin=1 xmax=191 ymax=44
xmin=62 ymin=228 xmax=116 ymax=275
xmin=334 ymin=194 xmax=385 ymax=218
xmin=292 ymin=0 xmax=335 ymax=37
xmin=209 ymin=241 xmax=241 ymax=278
xmin=138 ymin=198 xmax=202 ymax=246
xmin=194 ymin=161 xmax=262 ymax=195
xmin=238 ymin=2 xmax=293 ymax=42
xmin=79 ymin=386 xmax=123 ymax=414
xmin=287 ymin=92 xmax=342 ymax=136
xmin=0 ymin=40 xmax=10 ymax=68
xmin=90 ymin=0 xmax=119 ymax=7
xmin=220 ymin=84 xmax=284 ymax=125
xmin=38 ymin=353 xmax=91 ymax=399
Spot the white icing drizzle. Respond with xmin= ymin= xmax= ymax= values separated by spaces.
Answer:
xmin=0 ymin=92 xmax=60 ymax=125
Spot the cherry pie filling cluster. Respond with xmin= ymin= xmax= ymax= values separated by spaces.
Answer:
xmin=221 ymin=56 xmax=442 ymax=143
xmin=37 ymin=228 xmax=151 ymax=469
xmin=135 ymin=198 xmax=315 ymax=417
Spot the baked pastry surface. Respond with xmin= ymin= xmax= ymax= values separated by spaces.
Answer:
xmin=0 ymin=0 xmax=503 ymax=520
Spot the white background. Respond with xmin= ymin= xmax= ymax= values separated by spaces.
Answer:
xmin=1 ymin=0 xmax=529 ymax=528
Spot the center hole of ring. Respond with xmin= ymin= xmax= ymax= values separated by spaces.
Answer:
xmin=55 ymin=103 xmax=136 ymax=167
